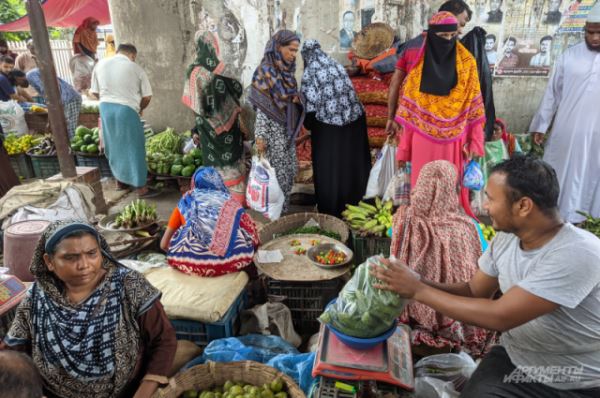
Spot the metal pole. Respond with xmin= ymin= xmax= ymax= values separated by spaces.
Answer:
xmin=26 ymin=0 xmax=76 ymax=178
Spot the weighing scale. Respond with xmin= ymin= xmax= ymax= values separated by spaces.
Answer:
xmin=312 ymin=324 xmax=414 ymax=391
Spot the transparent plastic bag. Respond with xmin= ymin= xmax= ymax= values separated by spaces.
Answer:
xmin=365 ymin=142 xmax=397 ymax=198
xmin=463 ymin=160 xmax=484 ymax=191
xmin=414 ymin=352 xmax=478 ymax=396
xmin=383 ymin=164 xmax=411 ymax=206
xmin=319 ymin=255 xmax=409 ymax=338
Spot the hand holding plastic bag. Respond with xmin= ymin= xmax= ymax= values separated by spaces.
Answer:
xmin=463 ymin=160 xmax=484 ymax=191
xmin=319 ymin=256 xmax=409 ymax=338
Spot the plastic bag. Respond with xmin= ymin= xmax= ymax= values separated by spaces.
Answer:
xmin=69 ymin=54 xmax=95 ymax=92
xmin=182 ymin=335 xmax=316 ymax=395
xmin=463 ymin=160 xmax=484 ymax=191
xmin=0 ymin=100 xmax=28 ymax=136
xmin=414 ymin=352 xmax=478 ymax=396
xmin=365 ymin=142 xmax=397 ymax=198
xmin=383 ymin=164 xmax=411 ymax=206
xmin=267 ymin=352 xmax=316 ymax=395
xmin=319 ymin=256 xmax=409 ymax=338
xmin=246 ymin=156 xmax=284 ymax=220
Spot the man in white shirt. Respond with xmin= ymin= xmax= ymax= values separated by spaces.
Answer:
xmin=372 ymin=156 xmax=600 ymax=397
xmin=91 ymin=43 xmax=154 ymax=196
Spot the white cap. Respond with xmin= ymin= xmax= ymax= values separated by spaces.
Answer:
xmin=588 ymin=1 xmax=600 ymax=23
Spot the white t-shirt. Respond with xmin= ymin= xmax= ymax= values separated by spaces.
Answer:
xmin=90 ymin=54 xmax=152 ymax=113
xmin=479 ymin=223 xmax=600 ymax=389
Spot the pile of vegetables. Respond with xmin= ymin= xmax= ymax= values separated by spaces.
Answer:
xmin=114 ymin=199 xmax=158 ymax=229
xmin=315 ymin=249 xmax=347 ymax=266
xmin=70 ymin=126 xmax=101 ymax=154
xmin=478 ymin=223 xmax=496 ymax=241
xmin=3 ymin=133 xmax=42 ymax=155
xmin=281 ymin=226 xmax=341 ymax=241
xmin=342 ymin=197 xmax=393 ymax=237
xmin=28 ymin=135 xmax=57 ymax=156
xmin=577 ymin=211 xmax=600 ymax=238
xmin=81 ymin=104 xmax=99 ymax=114
xmin=146 ymin=128 xmax=202 ymax=177
xmin=181 ymin=378 xmax=288 ymax=398
xmin=319 ymin=256 xmax=408 ymax=338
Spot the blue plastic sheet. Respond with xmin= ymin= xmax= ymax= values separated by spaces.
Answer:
xmin=183 ymin=335 xmax=316 ymax=395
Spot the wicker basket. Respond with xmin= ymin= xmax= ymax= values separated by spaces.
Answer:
xmin=259 ymin=212 xmax=349 ymax=244
xmin=24 ymin=112 xmax=49 ymax=134
xmin=152 ymin=361 xmax=305 ymax=398
xmin=78 ymin=112 xmax=100 ymax=128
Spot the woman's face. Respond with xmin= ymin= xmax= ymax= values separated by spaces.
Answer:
xmin=43 ymin=234 xmax=106 ymax=290
xmin=279 ymin=40 xmax=300 ymax=63
xmin=435 ymin=31 xmax=458 ymax=40
xmin=492 ymin=123 xmax=503 ymax=140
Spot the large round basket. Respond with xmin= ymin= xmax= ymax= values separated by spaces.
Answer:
xmin=24 ymin=112 xmax=49 ymax=134
xmin=258 ymin=212 xmax=349 ymax=244
xmin=152 ymin=361 xmax=305 ymax=398
xmin=352 ymin=22 xmax=395 ymax=60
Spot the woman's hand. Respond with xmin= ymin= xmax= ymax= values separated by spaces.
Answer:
xmin=133 ymin=380 xmax=159 ymax=398
xmin=369 ymin=258 xmax=422 ymax=299
xmin=385 ymin=119 xmax=400 ymax=137
xmin=255 ymin=138 xmax=267 ymax=155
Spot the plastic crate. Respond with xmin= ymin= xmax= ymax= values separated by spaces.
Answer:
xmin=9 ymin=154 xmax=34 ymax=179
xmin=170 ymin=290 xmax=247 ymax=347
xmin=28 ymin=153 xmax=62 ymax=178
xmin=351 ymin=230 xmax=391 ymax=265
xmin=266 ymin=278 xmax=343 ymax=336
xmin=75 ymin=153 xmax=112 ymax=178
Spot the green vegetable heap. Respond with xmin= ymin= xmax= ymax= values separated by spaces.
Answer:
xmin=577 ymin=211 xmax=600 ymax=238
xmin=181 ymin=378 xmax=288 ymax=398
xmin=281 ymin=226 xmax=341 ymax=241
xmin=145 ymin=128 xmax=203 ymax=177
xmin=114 ymin=199 xmax=157 ymax=229
xmin=70 ymin=126 xmax=100 ymax=154
xmin=320 ymin=256 xmax=408 ymax=338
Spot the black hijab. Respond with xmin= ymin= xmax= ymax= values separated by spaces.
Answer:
xmin=420 ymin=15 xmax=459 ymax=96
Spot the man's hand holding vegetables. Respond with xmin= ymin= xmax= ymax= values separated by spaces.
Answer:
xmin=373 ymin=156 xmax=600 ymax=397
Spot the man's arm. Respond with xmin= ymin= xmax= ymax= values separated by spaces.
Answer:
xmin=386 ymin=69 xmax=406 ymax=135
xmin=140 ymin=96 xmax=152 ymax=115
xmin=371 ymin=259 xmax=559 ymax=332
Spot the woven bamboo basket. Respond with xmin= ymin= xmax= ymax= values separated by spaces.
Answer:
xmin=24 ymin=112 xmax=49 ymax=133
xmin=152 ymin=361 xmax=305 ymax=398
xmin=258 ymin=212 xmax=349 ymax=244
xmin=78 ymin=112 xmax=100 ymax=128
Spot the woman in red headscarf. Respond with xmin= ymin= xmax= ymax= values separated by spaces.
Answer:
xmin=392 ymin=11 xmax=486 ymax=218
xmin=73 ymin=17 xmax=100 ymax=59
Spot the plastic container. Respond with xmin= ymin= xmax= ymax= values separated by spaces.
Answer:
xmin=28 ymin=152 xmax=61 ymax=178
xmin=266 ymin=278 xmax=343 ymax=335
xmin=328 ymin=322 xmax=398 ymax=350
xmin=170 ymin=291 xmax=247 ymax=347
xmin=9 ymin=153 xmax=35 ymax=179
xmin=350 ymin=230 xmax=391 ymax=265
xmin=75 ymin=153 xmax=112 ymax=178
xmin=3 ymin=220 xmax=50 ymax=282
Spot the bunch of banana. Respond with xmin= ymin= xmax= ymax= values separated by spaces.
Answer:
xmin=342 ymin=197 xmax=394 ymax=237
xmin=479 ymin=223 xmax=496 ymax=241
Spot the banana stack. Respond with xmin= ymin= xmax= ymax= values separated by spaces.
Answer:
xmin=342 ymin=197 xmax=394 ymax=237
xmin=479 ymin=223 xmax=496 ymax=241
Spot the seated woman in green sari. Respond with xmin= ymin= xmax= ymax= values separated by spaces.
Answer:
xmin=1 ymin=220 xmax=176 ymax=398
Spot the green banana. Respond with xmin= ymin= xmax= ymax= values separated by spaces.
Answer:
xmin=358 ymin=201 xmax=377 ymax=214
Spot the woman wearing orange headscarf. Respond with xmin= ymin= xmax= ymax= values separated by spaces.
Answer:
xmin=394 ymin=12 xmax=485 ymax=218
xmin=73 ymin=17 xmax=100 ymax=59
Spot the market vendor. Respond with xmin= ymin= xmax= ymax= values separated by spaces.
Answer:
xmin=161 ymin=167 xmax=259 ymax=277
xmin=373 ymin=156 xmax=600 ymax=397
xmin=1 ymin=220 xmax=177 ymax=398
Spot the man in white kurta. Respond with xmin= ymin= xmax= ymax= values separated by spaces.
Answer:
xmin=529 ymin=13 xmax=600 ymax=223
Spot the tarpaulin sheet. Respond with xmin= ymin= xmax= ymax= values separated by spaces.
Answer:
xmin=0 ymin=0 xmax=110 ymax=32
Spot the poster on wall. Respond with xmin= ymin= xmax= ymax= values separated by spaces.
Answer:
xmin=490 ymin=0 xmax=567 ymax=77
xmin=558 ymin=0 xmax=598 ymax=33
xmin=338 ymin=0 xmax=381 ymax=50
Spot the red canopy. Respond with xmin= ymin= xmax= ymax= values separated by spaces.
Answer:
xmin=0 ymin=0 xmax=110 ymax=32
